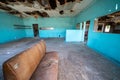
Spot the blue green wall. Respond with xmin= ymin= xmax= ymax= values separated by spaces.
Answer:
xmin=1 ymin=0 xmax=120 ymax=63
xmin=0 ymin=12 xmax=26 ymax=43
xmin=23 ymin=17 xmax=75 ymax=38
xmin=75 ymin=0 xmax=120 ymax=63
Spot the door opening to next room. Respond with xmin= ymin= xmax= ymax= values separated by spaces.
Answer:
xmin=84 ymin=21 xmax=90 ymax=42
xmin=33 ymin=24 xmax=39 ymax=37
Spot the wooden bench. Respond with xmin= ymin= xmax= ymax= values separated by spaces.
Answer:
xmin=3 ymin=40 xmax=58 ymax=80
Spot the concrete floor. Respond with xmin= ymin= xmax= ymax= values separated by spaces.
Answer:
xmin=0 ymin=38 xmax=120 ymax=80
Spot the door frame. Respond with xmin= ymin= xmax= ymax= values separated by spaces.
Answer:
xmin=32 ymin=24 xmax=39 ymax=37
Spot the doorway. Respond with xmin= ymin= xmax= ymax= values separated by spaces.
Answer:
xmin=84 ymin=21 xmax=90 ymax=42
xmin=33 ymin=24 xmax=39 ymax=37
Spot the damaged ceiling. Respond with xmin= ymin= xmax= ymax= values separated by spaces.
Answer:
xmin=0 ymin=0 xmax=94 ymax=18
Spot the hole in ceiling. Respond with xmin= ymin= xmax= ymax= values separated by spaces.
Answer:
xmin=49 ymin=0 xmax=57 ymax=9
xmin=27 ymin=0 xmax=35 ymax=3
xmin=44 ymin=7 xmax=51 ymax=10
xmin=0 ymin=0 xmax=7 ymax=3
xmin=18 ymin=0 xmax=26 ymax=2
xmin=59 ymin=10 xmax=64 ymax=15
xmin=25 ymin=11 xmax=49 ymax=17
xmin=6 ymin=0 xmax=17 ymax=2
xmin=25 ymin=12 xmax=32 ymax=15
xmin=58 ymin=0 xmax=65 ymax=5
xmin=41 ymin=12 xmax=49 ymax=17
xmin=0 ymin=6 xmax=13 ymax=11
xmin=8 ymin=11 xmax=21 ymax=15
xmin=70 ymin=10 xmax=74 ymax=12
xmin=67 ymin=0 xmax=75 ymax=2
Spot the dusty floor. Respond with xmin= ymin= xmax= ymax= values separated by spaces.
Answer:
xmin=0 ymin=38 xmax=120 ymax=80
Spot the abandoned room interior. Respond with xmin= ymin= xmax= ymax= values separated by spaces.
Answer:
xmin=0 ymin=0 xmax=120 ymax=80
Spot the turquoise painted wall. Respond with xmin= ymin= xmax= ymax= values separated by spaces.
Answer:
xmin=1 ymin=0 xmax=120 ymax=63
xmin=23 ymin=17 xmax=75 ymax=38
xmin=75 ymin=0 xmax=120 ymax=62
xmin=0 ymin=12 xmax=26 ymax=43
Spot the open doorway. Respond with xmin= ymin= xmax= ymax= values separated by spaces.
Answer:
xmin=84 ymin=21 xmax=90 ymax=42
xmin=33 ymin=24 xmax=39 ymax=37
